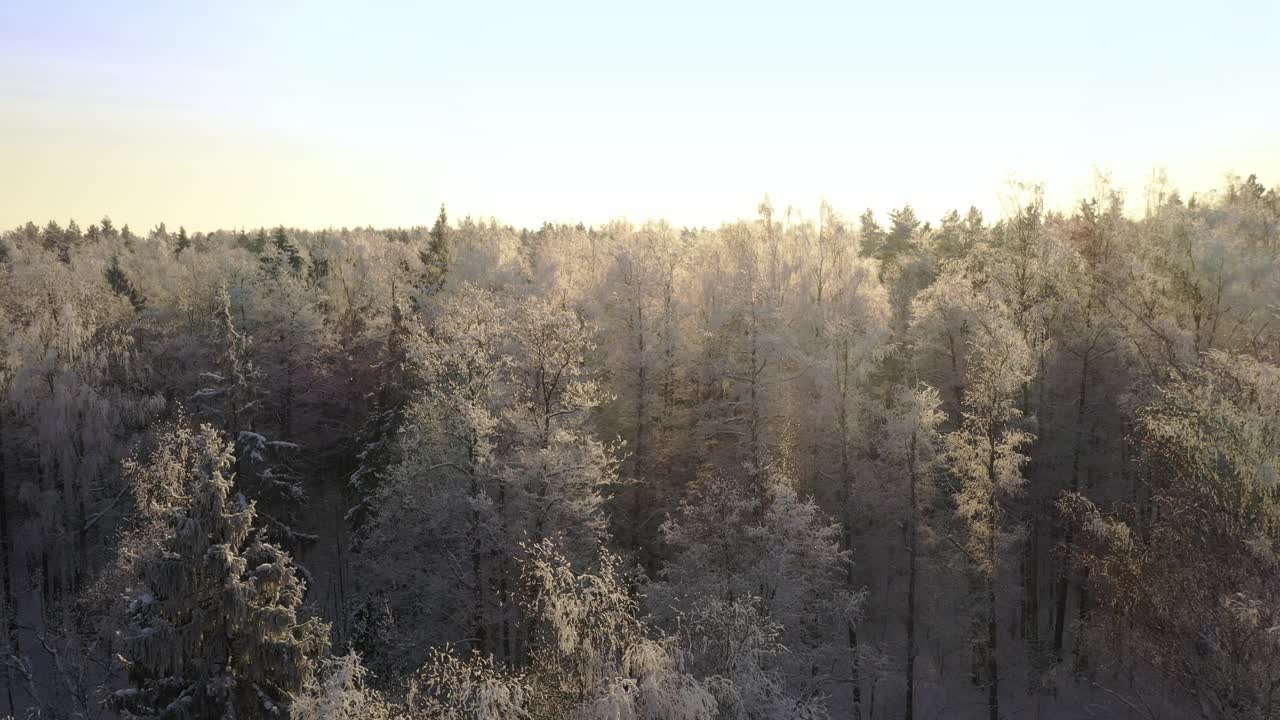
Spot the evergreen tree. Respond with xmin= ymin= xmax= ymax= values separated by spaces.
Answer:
xmin=883 ymin=204 xmax=922 ymax=263
xmin=418 ymin=204 xmax=452 ymax=294
xmin=174 ymin=226 xmax=192 ymax=257
xmin=263 ymin=226 xmax=304 ymax=277
xmin=112 ymin=424 xmax=328 ymax=718
xmin=858 ymin=209 xmax=885 ymax=259
xmin=192 ymin=289 xmax=310 ymax=547
xmin=106 ymin=255 xmax=148 ymax=311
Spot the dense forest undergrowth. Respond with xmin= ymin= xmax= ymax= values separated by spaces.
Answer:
xmin=0 ymin=172 xmax=1278 ymax=719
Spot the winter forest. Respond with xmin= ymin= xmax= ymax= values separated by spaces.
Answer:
xmin=0 ymin=172 xmax=1279 ymax=720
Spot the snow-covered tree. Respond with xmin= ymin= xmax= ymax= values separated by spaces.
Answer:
xmin=597 ymin=221 xmax=687 ymax=561
xmin=417 ymin=205 xmax=452 ymax=297
xmin=941 ymin=291 xmax=1035 ymax=720
xmin=884 ymin=384 xmax=945 ymax=719
xmin=402 ymin=539 xmax=715 ymax=720
xmin=653 ymin=461 xmax=856 ymax=718
xmin=291 ymin=652 xmax=395 ymax=720
xmin=354 ymin=285 xmax=619 ymax=670
xmin=1063 ymin=351 xmax=1280 ymax=719
xmin=112 ymin=424 xmax=328 ymax=719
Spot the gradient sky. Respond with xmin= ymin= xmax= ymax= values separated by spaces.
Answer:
xmin=2 ymin=0 xmax=1278 ymax=231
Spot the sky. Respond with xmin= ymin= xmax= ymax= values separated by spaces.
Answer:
xmin=2 ymin=0 xmax=1278 ymax=232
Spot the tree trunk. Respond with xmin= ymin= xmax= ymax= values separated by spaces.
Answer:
xmin=468 ymin=460 xmax=486 ymax=654
xmin=333 ymin=500 xmax=349 ymax=645
xmin=838 ymin=339 xmax=861 ymax=720
xmin=850 ymin=624 xmax=863 ymax=720
xmin=496 ymin=479 xmax=512 ymax=663
xmin=635 ymin=302 xmax=646 ymax=480
xmin=633 ymin=301 xmax=647 ymax=552
xmin=283 ymin=365 xmax=294 ymax=440
xmin=905 ymin=427 xmax=918 ymax=720
xmin=1054 ymin=353 xmax=1089 ymax=659
xmin=0 ymin=410 xmax=16 ymax=716
xmin=1023 ymin=515 xmax=1038 ymax=648
xmin=749 ymin=302 xmax=761 ymax=479
xmin=988 ymin=569 xmax=999 ymax=720
xmin=1073 ymin=566 xmax=1090 ymax=673
xmin=987 ymin=435 xmax=1000 ymax=720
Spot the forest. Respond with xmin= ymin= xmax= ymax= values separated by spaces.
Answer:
xmin=0 ymin=172 xmax=1277 ymax=720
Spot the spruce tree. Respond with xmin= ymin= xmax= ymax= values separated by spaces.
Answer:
xmin=113 ymin=424 xmax=328 ymax=718
xmin=262 ymin=226 xmax=304 ymax=278
xmin=418 ymin=204 xmax=451 ymax=294
xmin=174 ymin=226 xmax=191 ymax=257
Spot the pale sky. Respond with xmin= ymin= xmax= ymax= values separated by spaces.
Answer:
xmin=2 ymin=0 xmax=1278 ymax=232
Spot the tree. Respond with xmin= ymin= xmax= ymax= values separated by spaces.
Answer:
xmin=106 ymin=255 xmax=148 ymax=312
xmin=148 ymin=222 xmax=171 ymax=247
xmin=885 ymin=384 xmax=944 ymax=720
xmin=858 ymin=210 xmax=886 ymax=261
xmin=290 ymin=652 xmax=395 ymax=720
xmin=691 ymin=218 xmax=793 ymax=478
xmin=354 ymin=286 xmax=618 ymax=672
xmin=401 ymin=539 xmax=715 ymax=720
xmin=882 ymin=205 xmax=922 ymax=265
xmin=942 ymin=294 xmax=1035 ymax=720
xmin=418 ymin=205 xmax=452 ymax=295
xmin=910 ymin=270 xmax=984 ymax=415
xmin=519 ymin=539 xmax=716 ymax=720
xmin=929 ymin=207 xmax=986 ymax=266
xmin=599 ymin=222 xmax=686 ymax=563
xmin=112 ymin=424 xmax=328 ymax=718
xmin=1045 ymin=199 xmax=1122 ymax=663
xmin=653 ymin=461 xmax=857 ymax=718
xmin=261 ymin=226 xmax=304 ymax=279
xmin=192 ymin=287 xmax=311 ymax=547
xmin=816 ymin=253 xmax=890 ymax=719
xmin=174 ymin=226 xmax=191 ymax=257
xmin=1063 ymin=352 xmax=1280 ymax=719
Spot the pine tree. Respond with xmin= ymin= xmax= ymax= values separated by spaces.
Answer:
xmin=882 ymin=205 xmax=922 ymax=264
xmin=858 ymin=209 xmax=885 ymax=260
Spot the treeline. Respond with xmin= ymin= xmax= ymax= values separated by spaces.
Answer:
xmin=0 ymin=173 xmax=1277 ymax=719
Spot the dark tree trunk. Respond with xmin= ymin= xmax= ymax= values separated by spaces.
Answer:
xmin=1054 ymin=353 xmax=1089 ymax=659
xmin=0 ymin=410 xmax=16 ymax=716
xmin=987 ymin=433 xmax=1000 ymax=720
xmin=850 ymin=624 xmax=863 ymax=720
xmin=905 ymin=427 xmax=918 ymax=720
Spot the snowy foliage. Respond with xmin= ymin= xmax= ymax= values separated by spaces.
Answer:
xmin=0 ymin=173 xmax=1277 ymax=719
xmin=112 ymin=424 xmax=328 ymax=719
